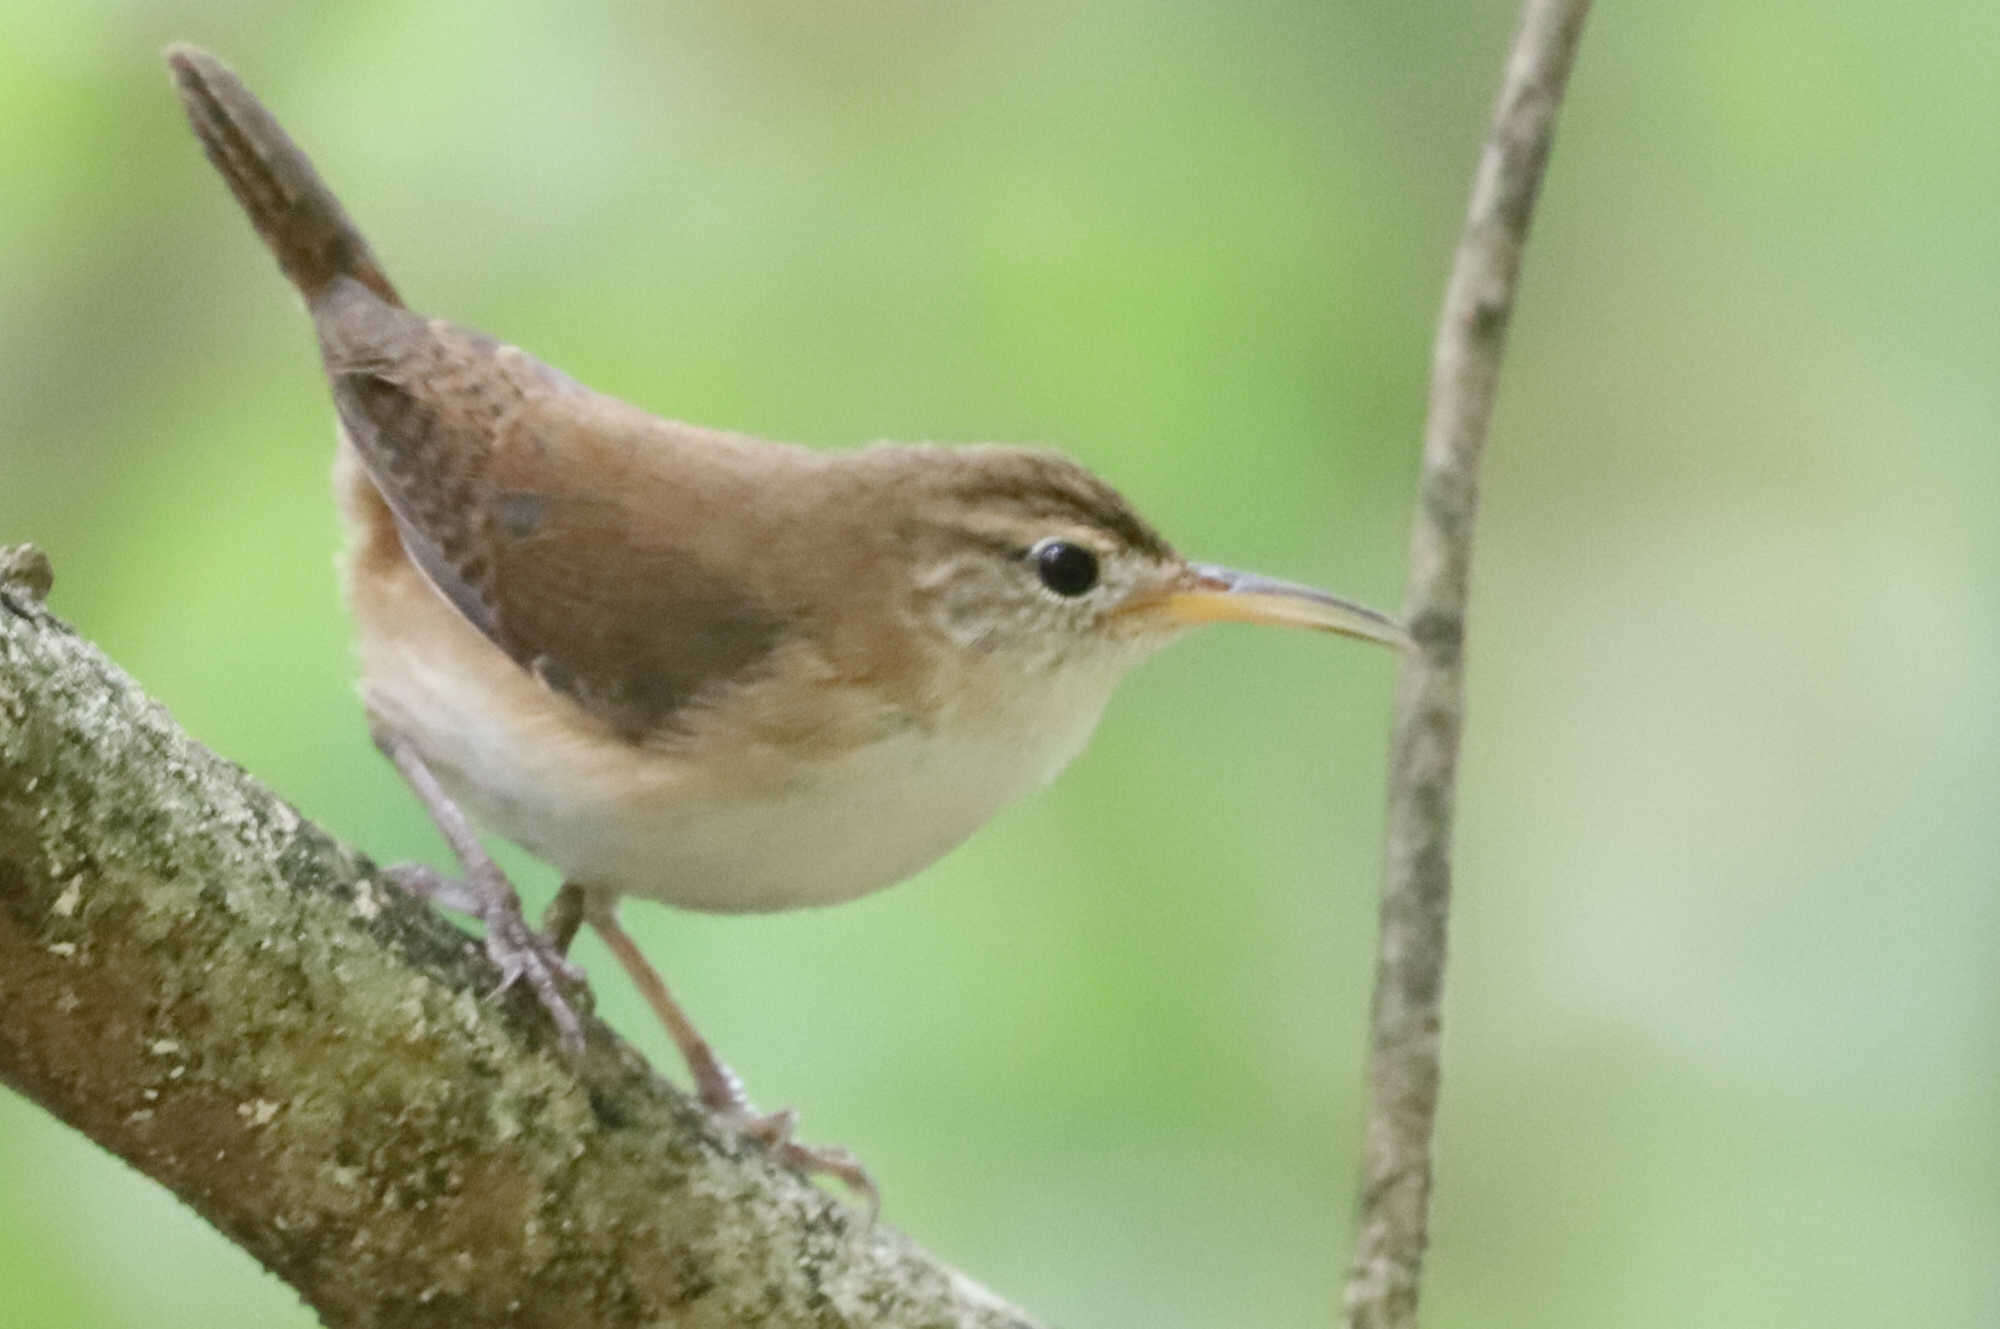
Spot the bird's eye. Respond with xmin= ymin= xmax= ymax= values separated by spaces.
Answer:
xmin=1032 ymin=539 xmax=1100 ymax=597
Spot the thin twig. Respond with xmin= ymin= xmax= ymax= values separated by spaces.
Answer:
xmin=1343 ymin=3 xmax=1592 ymax=1326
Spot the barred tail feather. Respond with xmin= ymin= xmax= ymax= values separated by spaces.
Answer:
xmin=166 ymin=44 xmax=401 ymax=308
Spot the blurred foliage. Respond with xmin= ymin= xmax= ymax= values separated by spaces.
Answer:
xmin=2 ymin=3 xmax=1996 ymax=1327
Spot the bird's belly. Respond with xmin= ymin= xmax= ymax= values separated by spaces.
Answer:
xmin=421 ymin=709 xmax=1081 ymax=913
xmin=523 ymin=730 xmax=1045 ymax=912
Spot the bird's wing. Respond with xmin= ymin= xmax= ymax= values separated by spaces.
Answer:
xmin=317 ymin=288 xmax=787 ymax=742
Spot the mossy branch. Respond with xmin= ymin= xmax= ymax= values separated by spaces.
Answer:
xmin=0 ymin=546 xmax=1041 ymax=1329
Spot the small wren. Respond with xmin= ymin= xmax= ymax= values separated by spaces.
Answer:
xmin=167 ymin=46 xmax=1405 ymax=1196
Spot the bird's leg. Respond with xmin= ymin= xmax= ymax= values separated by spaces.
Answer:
xmin=576 ymin=889 xmax=748 ymax=1111
xmin=369 ymin=716 xmax=587 ymax=1051
xmin=573 ymin=885 xmax=877 ymax=1210
xmin=541 ymin=880 xmax=588 ymax=955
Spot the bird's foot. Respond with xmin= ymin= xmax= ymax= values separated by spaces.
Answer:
xmin=717 ymin=1102 xmax=878 ymax=1218
xmin=384 ymin=862 xmax=589 ymax=1052
xmin=566 ymin=884 xmax=879 ymax=1212
xmin=668 ymin=996 xmax=879 ymax=1210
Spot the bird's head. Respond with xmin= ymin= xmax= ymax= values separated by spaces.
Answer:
xmin=880 ymin=446 xmax=1407 ymax=680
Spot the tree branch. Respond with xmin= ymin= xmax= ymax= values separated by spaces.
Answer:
xmin=1344 ymin=3 xmax=1592 ymax=1326
xmin=0 ymin=545 xmax=1042 ymax=1329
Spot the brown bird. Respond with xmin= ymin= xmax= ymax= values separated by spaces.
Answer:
xmin=166 ymin=45 xmax=1405 ymax=1198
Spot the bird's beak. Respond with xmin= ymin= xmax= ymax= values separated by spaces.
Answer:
xmin=1122 ymin=563 xmax=1411 ymax=649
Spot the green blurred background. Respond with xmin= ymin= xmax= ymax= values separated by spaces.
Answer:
xmin=4 ymin=2 xmax=1996 ymax=1325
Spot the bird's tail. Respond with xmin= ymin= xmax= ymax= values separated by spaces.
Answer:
xmin=165 ymin=44 xmax=402 ymax=308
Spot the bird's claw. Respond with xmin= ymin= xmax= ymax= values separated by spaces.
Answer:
xmin=476 ymin=886 xmax=588 ymax=1051
xmin=719 ymin=1103 xmax=879 ymax=1219
xmin=382 ymin=860 xmax=589 ymax=1053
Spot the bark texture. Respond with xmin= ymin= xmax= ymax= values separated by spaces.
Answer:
xmin=1344 ymin=3 xmax=1592 ymax=1326
xmin=0 ymin=546 xmax=1042 ymax=1329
